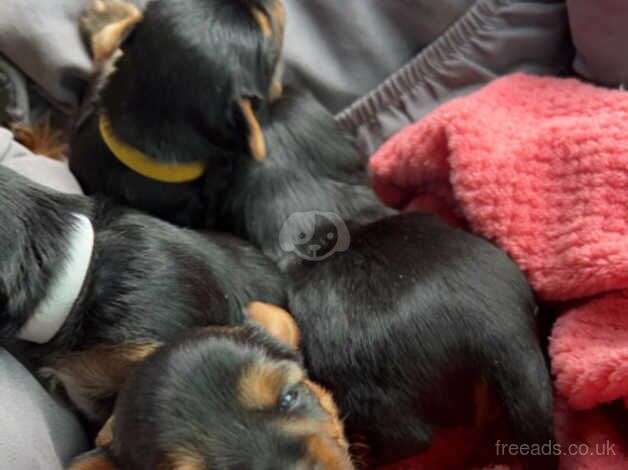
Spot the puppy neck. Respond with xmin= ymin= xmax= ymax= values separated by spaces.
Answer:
xmin=98 ymin=113 xmax=207 ymax=183
xmin=17 ymin=214 xmax=94 ymax=344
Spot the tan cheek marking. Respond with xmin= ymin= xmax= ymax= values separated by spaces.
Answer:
xmin=239 ymin=98 xmax=266 ymax=161
xmin=251 ymin=6 xmax=272 ymax=38
xmin=239 ymin=360 xmax=304 ymax=410
xmin=304 ymin=435 xmax=355 ymax=470
xmin=304 ymin=380 xmax=349 ymax=450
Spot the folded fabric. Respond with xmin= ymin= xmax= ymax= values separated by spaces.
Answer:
xmin=370 ymin=74 xmax=628 ymax=469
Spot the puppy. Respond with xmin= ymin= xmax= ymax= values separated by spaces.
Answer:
xmin=214 ymin=90 xmax=558 ymax=469
xmin=69 ymin=0 xmax=285 ymax=227
xmin=68 ymin=306 xmax=354 ymax=470
xmin=0 ymin=165 xmax=285 ymax=424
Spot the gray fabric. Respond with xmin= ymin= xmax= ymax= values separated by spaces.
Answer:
xmin=0 ymin=0 xmax=92 ymax=113
xmin=0 ymin=0 xmax=148 ymax=114
xmin=567 ymin=0 xmax=628 ymax=87
xmin=0 ymin=348 xmax=88 ymax=470
xmin=282 ymin=0 xmax=476 ymax=114
xmin=0 ymin=127 xmax=83 ymax=193
xmin=0 ymin=55 xmax=29 ymax=125
xmin=335 ymin=0 xmax=573 ymax=157
xmin=0 ymin=128 xmax=85 ymax=470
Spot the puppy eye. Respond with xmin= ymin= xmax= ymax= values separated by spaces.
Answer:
xmin=299 ymin=232 xmax=306 ymax=240
xmin=279 ymin=389 xmax=300 ymax=412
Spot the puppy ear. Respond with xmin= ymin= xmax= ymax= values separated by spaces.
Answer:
xmin=246 ymin=302 xmax=300 ymax=349
xmin=80 ymin=0 xmax=143 ymax=65
xmin=239 ymin=99 xmax=266 ymax=161
xmin=67 ymin=448 xmax=117 ymax=470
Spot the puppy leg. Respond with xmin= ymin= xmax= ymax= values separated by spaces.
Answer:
xmin=80 ymin=0 xmax=142 ymax=66
xmin=40 ymin=341 xmax=160 ymax=423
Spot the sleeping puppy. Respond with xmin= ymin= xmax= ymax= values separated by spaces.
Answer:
xmin=69 ymin=0 xmax=285 ymax=227
xmin=214 ymin=90 xmax=558 ymax=469
xmin=68 ymin=307 xmax=354 ymax=470
xmin=0 ymin=165 xmax=285 ymax=425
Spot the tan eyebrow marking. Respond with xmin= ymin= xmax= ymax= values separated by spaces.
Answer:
xmin=238 ymin=359 xmax=303 ymax=410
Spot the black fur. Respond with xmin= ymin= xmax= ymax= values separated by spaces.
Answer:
xmin=70 ymin=0 xmax=284 ymax=227
xmin=0 ymin=166 xmax=284 ymax=413
xmin=214 ymin=90 xmax=558 ymax=469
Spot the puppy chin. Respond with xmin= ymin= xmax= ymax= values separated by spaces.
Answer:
xmin=17 ymin=214 xmax=94 ymax=344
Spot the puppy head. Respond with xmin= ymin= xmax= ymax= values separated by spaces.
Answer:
xmin=100 ymin=0 xmax=285 ymax=164
xmin=73 ymin=304 xmax=353 ymax=470
xmin=218 ymin=89 xmax=385 ymax=256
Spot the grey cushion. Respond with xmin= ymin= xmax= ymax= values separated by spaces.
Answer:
xmin=0 ymin=348 xmax=87 ymax=470
xmin=282 ymin=0 xmax=476 ymax=114
xmin=333 ymin=0 xmax=573 ymax=157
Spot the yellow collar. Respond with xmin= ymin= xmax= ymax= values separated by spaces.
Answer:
xmin=99 ymin=114 xmax=206 ymax=184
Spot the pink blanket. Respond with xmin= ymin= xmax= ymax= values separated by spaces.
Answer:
xmin=369 ymin=74 xmax=628 ymax=469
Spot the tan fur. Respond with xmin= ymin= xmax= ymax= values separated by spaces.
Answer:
xmin=239 ymin=98 xmax=266 ymax=161
xmin=40 ymin=341 xmax=160 ymax=422
xmin=12 ymin=115 xmax=67 ymax=160
xmin=96 ymin=415 xmax=115 ymax=447
xmin=163 ymin=450 xmax=206 ymax=470
xmin=247 ymin=301 xmax=301 ymax=348
xmin=272 ymin=0 xmax=286 ymax=43
xmin=67 ymin=450 xmax=116 ymax=470
xmin=303 ymin=380 xmax=348 ymax=450
xmin=251 ymin=6 xmax=272 ymax=38
xmin=304 ymin=435 xmax=354 ymax=470
xmin=81 ymin=0 xmax=143 ymax=66
xmin=238 ymin=359 xmax=303 ymax=410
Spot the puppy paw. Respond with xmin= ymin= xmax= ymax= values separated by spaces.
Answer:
xmin=81 ymin=0 xmax=140 ymax=36
xmin=81 ymin=0 xmax=142 ymax=63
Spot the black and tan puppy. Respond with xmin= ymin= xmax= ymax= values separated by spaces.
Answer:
xmin=69 ymin=308 xmax=354 ymax=470
xmin=69 ymin=0 xmax=285 ymax=227
xmin=213 ymin=90 xmax=558 ymax=469
xmin=0 ymin=165 xmax=285 ymax=425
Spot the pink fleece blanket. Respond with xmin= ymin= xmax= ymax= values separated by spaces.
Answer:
xmin=369 ymin=74 xmax=628 ymax=469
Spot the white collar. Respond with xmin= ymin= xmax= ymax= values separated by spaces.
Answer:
xmin=17 ymin=214 xmax=94 ymax=344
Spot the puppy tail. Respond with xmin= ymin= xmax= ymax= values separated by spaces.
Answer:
xmin=488 ymin=344 xmax=558 ymax=470
xmin=12 ymin=114 xmax=67 ymax=160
